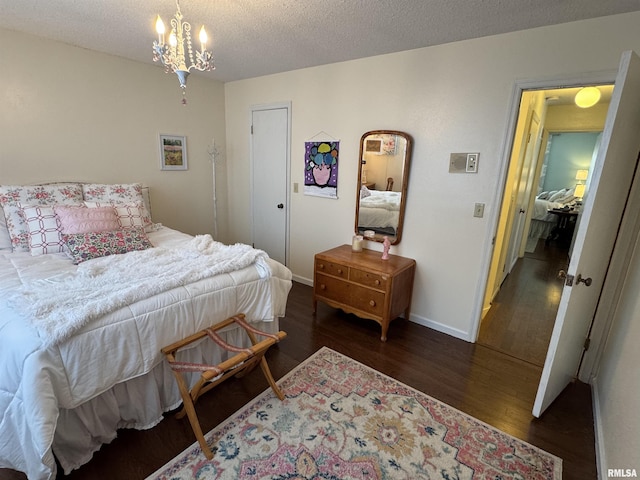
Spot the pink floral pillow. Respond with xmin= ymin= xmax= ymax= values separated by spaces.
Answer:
xmin=0 ymin=184 xmax=84 ymax=252
xmin=82 ymin=183 xmax=144 ymax=205
xmin=54 ymin=205 xmax=120 ymax=234
xmin=62 ymin=227 xmax=153 ymax=264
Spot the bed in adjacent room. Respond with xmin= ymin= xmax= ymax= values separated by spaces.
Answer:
xmin=0 ymin=182 xmax=292 ymax=480
xmin=526 ymin=187 xmax=577 ymax=251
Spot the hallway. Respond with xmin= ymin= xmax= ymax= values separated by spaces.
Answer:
xmin=478 ymin=239 xmax=570 ymax=366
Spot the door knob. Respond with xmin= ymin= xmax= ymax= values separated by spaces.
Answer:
xmin=558 ymin=270 xmax=591 ymax=287
xmin=558 ymin=270 xmax=573 ymax=286
xmin=576 ymin=274 xmax=592 ymax=286
xmin=277 ymin=203 xmax=284 ymax=209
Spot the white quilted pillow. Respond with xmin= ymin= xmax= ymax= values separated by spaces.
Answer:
xmin=20 ymin=205 xmax=65 ymax=256
xmin=84 ymin=202 xmax=152 ymax=230
xmin=0 ymin=210 xmax=11 ymax=251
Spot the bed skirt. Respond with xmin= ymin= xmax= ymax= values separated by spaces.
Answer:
xmin=526 ymin=219 xmax=555 ymax=252
xmin=53 ymin=319 xmax=279 ymax=475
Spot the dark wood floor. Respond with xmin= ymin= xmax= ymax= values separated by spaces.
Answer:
xmin=1 ymin=279 xmax=596 ymax=479
xmin=478 ymin=238 xmax=570 ymax=366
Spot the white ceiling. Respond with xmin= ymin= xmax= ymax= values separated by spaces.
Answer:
xmin=1 ymin=1 xmax=639 ymax=83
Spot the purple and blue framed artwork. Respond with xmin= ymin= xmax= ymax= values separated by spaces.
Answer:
xmin=304 ymin=141 xmax=339 ymax=198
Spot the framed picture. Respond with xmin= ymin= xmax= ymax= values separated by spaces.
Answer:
xmin=364 ymin=137 xmax=383 ymax=154
xmin=381 ymin=134 xmax=397 ymax=155
xmin=159 ymin=134 xmax=188 ymax=170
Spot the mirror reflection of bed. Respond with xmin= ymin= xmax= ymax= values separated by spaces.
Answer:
xmin=358 ymin=181 xmax=401 ymax=237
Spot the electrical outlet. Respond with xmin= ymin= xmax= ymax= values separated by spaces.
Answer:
xmin=466 ymin=153 xmax=479 ymax=173
xmin=474 ymin=203 xmax=485 ymax=218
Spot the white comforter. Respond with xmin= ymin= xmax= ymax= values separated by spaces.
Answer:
xmin=358 ymin=190 xmax=401 ymax=229
xmin=0 ymin=227 xmax=292 ymax=479
xmin=532 ymin=198 xmax=564 ymax=222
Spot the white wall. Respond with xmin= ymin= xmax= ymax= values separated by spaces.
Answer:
xmin=224 ymin=12 xmax=640 ymax=339
xmin=0 ymin=28 xmax=227 ymax=237
xmin=594 ymin=236 xmax=640 ymax=474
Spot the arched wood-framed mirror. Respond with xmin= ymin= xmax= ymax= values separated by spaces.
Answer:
xmin=355 ymin=130 xmax=412 ymax=245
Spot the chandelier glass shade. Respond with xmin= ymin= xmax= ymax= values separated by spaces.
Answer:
xmin=153 ymin=0 xmax=215 ymax=102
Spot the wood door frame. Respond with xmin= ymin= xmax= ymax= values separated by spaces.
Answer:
xmin=249 ymin=101 xmax=292 ymax=266
xmin=472 ymin=72 xmax=617 ymax=362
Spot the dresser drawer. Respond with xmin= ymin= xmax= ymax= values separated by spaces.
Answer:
xmin=350 ymin=268 xmax=387 ymax=290
xmin=314 ymin=273 xmax=351 ymax=304
xmin=315 ymin=259 xmax=348 ymax=279
xmin=349 ymin=284 xmax=385 ymax=316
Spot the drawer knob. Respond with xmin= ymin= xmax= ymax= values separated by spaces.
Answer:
xmin=337 ymin=269 xmax=343 ymax=274
xmin=320 ymin=284 xmax=326 ymax=290
xmin=369 ymin=300 xmax=376 ymax=307
xmin=374 ymin=279 xmax=380 ymax=285
xmin=319 ymin=264 xmax=324 ymax=269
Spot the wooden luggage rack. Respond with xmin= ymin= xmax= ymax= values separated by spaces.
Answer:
xmin=161 ymin=313 xmax=286 ymax=459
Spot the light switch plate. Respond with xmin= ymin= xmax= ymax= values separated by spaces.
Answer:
xmin=466 ymin=153 xmax=479 ymax=173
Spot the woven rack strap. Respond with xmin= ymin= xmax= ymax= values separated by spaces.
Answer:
xmin=205 ymin=327 xmax=254 ymax=354
xmin=169 ymin=361 xmax=223 ymax=376
xmin=167 ymin=317 xmax=281 ymax=374
xmin=232 ymin=315 xmax=282 ymax=343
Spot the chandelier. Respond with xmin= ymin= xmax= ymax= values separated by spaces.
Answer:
xmin=152 ymin=0 xmax=215 ymax=104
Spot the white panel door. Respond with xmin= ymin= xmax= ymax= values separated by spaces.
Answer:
xmin=506 ymin=111 xmax=541 ymax=272
xmin=533 ymin=51 xmax=640 ymax=417
xmin=251 ymin=106 xmax=289 ymax=265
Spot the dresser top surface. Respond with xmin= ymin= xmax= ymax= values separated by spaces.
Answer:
xmin=315 ymin=245 xmax=415 ymax=273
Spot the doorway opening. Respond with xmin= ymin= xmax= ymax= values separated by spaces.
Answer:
xmin=478 ymin=84 xmax=613 ymax=366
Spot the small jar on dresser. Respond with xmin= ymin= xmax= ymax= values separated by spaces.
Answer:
xmin=312 ymin=244 xmax=416 ymax=341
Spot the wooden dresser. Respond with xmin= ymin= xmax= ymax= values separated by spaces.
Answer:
xmin=313 ymin=245 xmax=416 ymax=341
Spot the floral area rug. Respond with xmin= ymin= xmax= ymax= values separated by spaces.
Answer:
xmin=147 ymin=347 xmax=561 ymax=479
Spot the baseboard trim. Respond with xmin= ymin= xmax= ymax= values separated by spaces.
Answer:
xmin=408 ymin=314 xmax=471 ymax=342
xmin=292 ymin=274 xmax=313 ymax=286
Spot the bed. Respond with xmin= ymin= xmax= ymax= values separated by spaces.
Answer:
xmin=0 ymin=183 xmax=292 ymax=480
xmin=357 ymin=187 xmax=401 ymax=235
xmin=526 ymin=187 xmax=577 ymax=251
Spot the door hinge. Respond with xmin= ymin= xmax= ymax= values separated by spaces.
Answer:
xmin=250 ymin=124 xmax=254 ymax=134
xmin=583 ymin=337 xmax=591 ymax=351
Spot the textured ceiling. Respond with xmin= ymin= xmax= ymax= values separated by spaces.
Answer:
xmin=1 ymin=1 xmax=639 ymax=83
